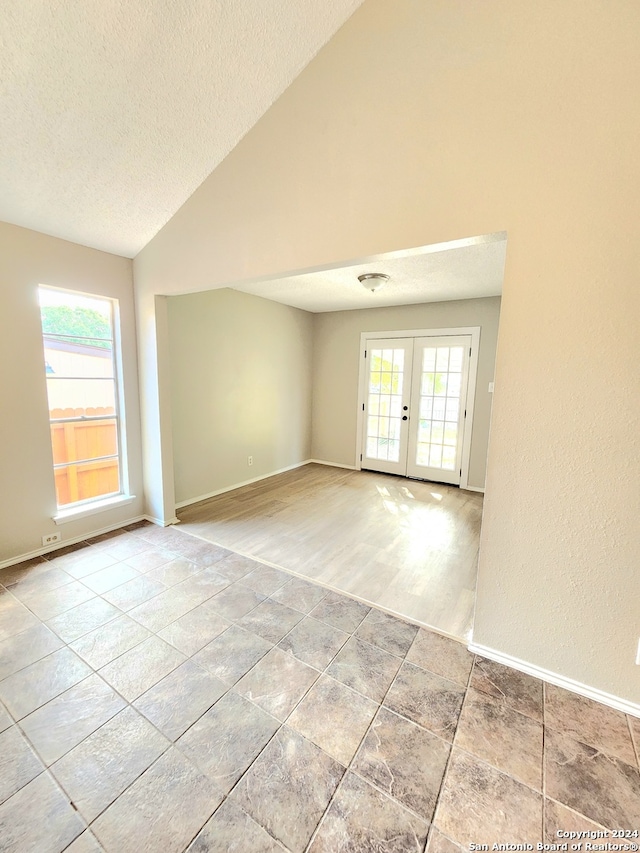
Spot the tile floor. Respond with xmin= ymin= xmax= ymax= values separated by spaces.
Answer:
xmin=0 ymin=522 xmax=639 ymax=852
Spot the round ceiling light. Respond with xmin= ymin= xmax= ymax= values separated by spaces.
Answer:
xmin=358 ymin=273 xmax=390 ymax=293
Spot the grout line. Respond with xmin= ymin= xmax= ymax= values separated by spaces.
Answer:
xmin=627 ymin=714 xmax=640 ymax=770
xmin=426 ymin=652 xmax=478 ymax=847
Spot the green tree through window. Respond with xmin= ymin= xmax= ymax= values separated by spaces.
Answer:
xmin=40 ymin=306 xmax=112 ymax=348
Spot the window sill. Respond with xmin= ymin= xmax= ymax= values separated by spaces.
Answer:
xmin=53 ymin=494 xmax=136 ymax=525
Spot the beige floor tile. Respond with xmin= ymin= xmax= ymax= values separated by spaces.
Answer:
xmin=545 ymin=728 xmax=640 ymax=828
xmin=231 ymin=726 xmax=344 ymax=853
xmin=0 ymin=622 xmax=63 ymax=681
xmin=101 ymin=574 xmax=166 ymax=610
xmin=0 ymin=594 xmax=41 ymax=642
xmin=471 ymin=657 xmax=543 ymax=722
xmin=187 ymin=799 xmax=287 ymax=852
xmin=544 ymin=798 xmax=609 ymax=840
xmin=426 ymin=829 xmax=465 ymax=853
xmin=98 ymin=536 xmax=153 ymax=562
xmin=172 ymin=566 xmax=233 ymax=605
xmin=92 ymin=748 xmax=222 ymax=853
xmin=126 ymin=586 xmax=202 ymax=632
xmin=0 ymin=520 xmax=623 ymax=853
xmin=121 ymin=548 xmax=175 ymax=572
xmin=166 ymin=538 xmax=230 ymax=568
xmin=353 ymin=705 xmax=450 ymax=821
xmin=193 ymin=624 xmax=272 ymax=685
xmin=0 ymin=701 xmax=13 ymax=732
xmin=310 ymin=592 xmax=371 ymax=633
xmin=235 ymin=646 xmax=319 ymax=721
xmin=64 ymin=830 xmax=105 ymax=852
xmin=177 ymin=690 xmax=279 ymax=793
xmin=80 ymin=563 xmax=140 ymax=595
xmin=271 ymin=576 xmax=328 ymax=613
xmin=5 ymin=565 xmax=75 ymax=597
xmin=16 ymin=580 xmax=95 ymax=621
xmin=20 ymin=673 xmax=125 ymax=764
xmin=0 ymin=725 xmax=45 ymax=804
xmin=326 ymin=636 xmax=401 ymax=703
xmin=208 ymin=552 xmax=259 ymax=583
xmin=278 ymin=615 xmax=349 ymax=670
xmin=98 ymin=635 xmax=186 ymax=701
xmin=51 ymin=706 xmax=169 ymax=823
xmin=406 ymin=628 xmax=474 ymax=686
xmin=0 ymin=771 xmax=85 ymax=853
xmin=384 ymin=661 xmax=465 ymax=741
xmin=355 ymin=609 xmax=419 ymax=657
xmin=288 ymin=674 xmax=377 ymax=765
xmin=157 ymin=600 xmax=230 ymax=655
xmin=434 ymin=748 xmax=542 ymax=846
xmin=46 ymin=597 xmax=120 ymax=643
xmin=206 ymin=583 xmax=266 ymax=620
xmin=240 ymin=565 xmax=291 ymax=596
xmin=144 ymin=557 xmax=201 ymax=587
xmin=46 ymin=548 xmax=119 ymax=579
xmin=70 ymin=614 xmax=150 ymax=669
xmin=0 ymin=647 xmax=92 ymax=720
xmin=308 ymin=771 xmax=428 ymax=853
xmin=237 ymin=598 xmax=304 ymax=644
xmin=133 ymin=660 xmax=226 ymax=740
xmin=455 ymin=687 xmax=543 ymax=789
xmin=0 ymin=558 xmax=52 ymax=589
xmin=545 ymin=683 xmax=636 ymax=766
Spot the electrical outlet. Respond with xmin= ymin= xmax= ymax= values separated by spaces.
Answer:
xmin=636 ymin=638 xmax=640 ymax=666
xmin=248 ymin=456 xmax=253 ymax=466
xmin=42 ymin=532 xmax=61 ymax=546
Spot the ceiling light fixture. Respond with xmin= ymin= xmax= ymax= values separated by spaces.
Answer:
xmin=358 ymin=273 xmax=389 ymax=293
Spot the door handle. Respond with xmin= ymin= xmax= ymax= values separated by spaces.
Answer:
xmin=403 ymin=406 xmax=408 ymax=411
xmin=402 ymin=415 xmax=408 ymax=421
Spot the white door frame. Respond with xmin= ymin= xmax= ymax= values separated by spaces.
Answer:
xmin=355 ymin=326 xmax=481 ymax=490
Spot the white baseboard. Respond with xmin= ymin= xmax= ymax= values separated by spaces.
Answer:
xmin=143 ymin=514 xmax=179 ymax=528
xmin=174 ymin=460 xmax=314 ymax=510
xmin=463 ymin=485 xmax=485 ymax=493
xmin=468 ymin=641 xmax=640 ymax=719
xmin=308 ymin=459 xmax=359 ymax=471
xmin=0 ymin=515 xmax=148 ymax=571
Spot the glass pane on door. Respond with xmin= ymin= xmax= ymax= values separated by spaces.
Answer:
xmin=414 ymin=344 xmax=466 ymax=472
xmin=365 ymin=346 xmax=406 ymax=462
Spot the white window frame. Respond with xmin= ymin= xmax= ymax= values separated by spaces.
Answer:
xmin=39 ymin=285 xmax=134 ymax=523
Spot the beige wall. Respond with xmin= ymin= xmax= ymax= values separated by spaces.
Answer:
xmin=0 ymin=222 xmax=144 ymax=562
xmin=311 ymin=298 xmax=500 ymax=489
xmin=134 ymin=0 xmax=640 ymax=705
xmin=168 ymin=289 xmax=313 ymax=505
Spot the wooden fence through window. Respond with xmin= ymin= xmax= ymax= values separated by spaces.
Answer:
xmin=50 ymin=407 xmax=120 ymax=506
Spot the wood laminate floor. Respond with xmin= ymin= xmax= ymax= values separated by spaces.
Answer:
xmin=177 ymin=464 xmax=484 ymax=640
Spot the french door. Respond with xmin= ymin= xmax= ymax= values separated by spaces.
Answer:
xmin=361 ymin=335 xmax=472 ymax=485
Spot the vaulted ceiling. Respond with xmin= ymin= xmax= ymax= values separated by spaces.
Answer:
xmin=0 ymin=0 xmax=364 ymax=258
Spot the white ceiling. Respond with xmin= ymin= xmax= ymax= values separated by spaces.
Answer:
xmin=232 ymin=234 xmax=507 ymax=312
xmin=0 ymin=0 xmax=364 ymax=258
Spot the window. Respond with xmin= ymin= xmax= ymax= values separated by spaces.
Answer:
xmin=39 ymin=286 xmax=124 ymax=510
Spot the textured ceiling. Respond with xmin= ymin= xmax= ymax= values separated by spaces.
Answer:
xmin=232 ymin=234 xmax=507 ymax=312
xmin=0 ymin=0 xmax=364 ymax=258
